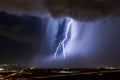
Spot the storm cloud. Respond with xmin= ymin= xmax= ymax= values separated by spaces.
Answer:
xmin=0 ymin=0 xmax=120 ymax=21
xmin=0 ymin=0 xmax=120 ymax=67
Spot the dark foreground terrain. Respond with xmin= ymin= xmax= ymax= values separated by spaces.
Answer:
xmin=31 ymin=71 xmax=120 ymax=80
xmin=0 ymin=69 xmax=120 ymax=80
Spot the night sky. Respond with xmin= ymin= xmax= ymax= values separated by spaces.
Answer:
xmin=0 ymin=0 xmax=120 ymax=68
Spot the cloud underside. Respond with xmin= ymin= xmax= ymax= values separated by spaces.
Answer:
xmin=0 ymin=0 xmax=119 ymax=21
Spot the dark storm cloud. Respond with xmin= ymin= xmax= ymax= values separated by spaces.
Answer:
xmin=45 ymin=0 xmax=120 ymax=21
xmin=0 ymin=0 xmax=120 ymax=21
xmin=0 ymin=12 xmax=47 ymax=44
xmin=0 ymin=12 xmax=49 ymax=64
xmin=0 ymin=0 xmax=46 ymax=14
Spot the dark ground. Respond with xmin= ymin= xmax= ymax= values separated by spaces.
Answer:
xmin=31 ymin=72 xmax=120 ymax=80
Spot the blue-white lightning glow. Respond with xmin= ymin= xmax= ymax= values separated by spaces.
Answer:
xmin=54 ymin=18 xmax=73 ymax=59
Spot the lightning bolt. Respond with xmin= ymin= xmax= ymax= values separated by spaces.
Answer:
xmin=54 ymin=18 xmax=73 ymax=59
